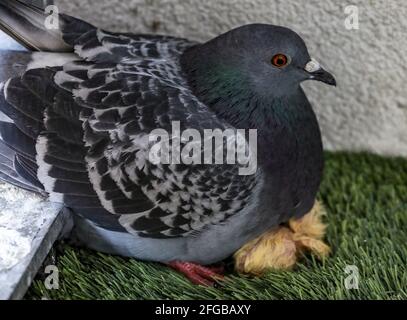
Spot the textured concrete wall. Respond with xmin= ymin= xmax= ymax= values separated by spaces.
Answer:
xmin=56 ymin=0 xmax=407 ymax=156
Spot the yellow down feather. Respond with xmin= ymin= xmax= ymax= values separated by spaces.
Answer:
xmin=234 ymin=201 xmax=331 ymax=276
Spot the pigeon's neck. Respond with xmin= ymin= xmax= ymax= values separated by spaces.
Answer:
xmin=180 ymin=44 xmax=251 ymax=126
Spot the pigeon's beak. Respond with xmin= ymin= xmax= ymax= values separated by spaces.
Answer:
xmin=304 ymin=58 xmax=336 ymax=86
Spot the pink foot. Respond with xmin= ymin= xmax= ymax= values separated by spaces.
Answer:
xmin=168 ymin=261 xmax=225 ymax=286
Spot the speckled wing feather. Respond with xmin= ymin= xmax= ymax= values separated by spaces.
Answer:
xmin=0 ymin=15 xmax=258 ymax=238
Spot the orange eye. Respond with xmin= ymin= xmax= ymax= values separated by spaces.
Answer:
xmin=271 ymin=54 xmax=288 ymax=68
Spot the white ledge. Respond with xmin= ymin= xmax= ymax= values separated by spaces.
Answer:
xmin=0 ymin=183 xmax=67 ymax=300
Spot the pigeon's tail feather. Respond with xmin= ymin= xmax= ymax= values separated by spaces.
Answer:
xmin=0 ymin=72 xmax=45 ymax=193
xmin=0 ymin=0 xmax=71 ymax=51
xmin=0 ymin=127 xmax=43 ymax=193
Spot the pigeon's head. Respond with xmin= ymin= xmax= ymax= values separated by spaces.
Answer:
xmin=182 ymin=24 xmax=336 ymax=99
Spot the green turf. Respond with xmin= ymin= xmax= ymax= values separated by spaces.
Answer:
xmin=26 ymin=152 xmax=407 ymax=300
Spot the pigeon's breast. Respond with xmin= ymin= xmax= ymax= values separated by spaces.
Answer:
xmin=256 ymin=102 xmax=324 ymax=225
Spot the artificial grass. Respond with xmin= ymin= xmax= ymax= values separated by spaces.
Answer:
xmin=27 ymin=152 xmax=407 ymax=300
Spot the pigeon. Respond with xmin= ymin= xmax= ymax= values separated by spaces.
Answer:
xmin=0 ymin=0 xmax=336 ymax=285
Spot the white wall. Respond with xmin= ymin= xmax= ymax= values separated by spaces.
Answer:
xmin=56 ymin=0 xmax=407 ymax=156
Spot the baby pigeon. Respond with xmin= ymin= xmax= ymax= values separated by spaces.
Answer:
xmin=0 ymin=0 xmax=335 ymax=285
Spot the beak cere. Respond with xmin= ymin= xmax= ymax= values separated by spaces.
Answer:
xmin=304 ymin=58 xmax=337 ymax=86
xmin=305 ymin=58 xmax=321 ymax=73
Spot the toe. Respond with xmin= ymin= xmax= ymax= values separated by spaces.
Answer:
xmin=167 ymin=261 xmax=224 ymax=286
xmin=187 ymin=271 xmax=216 ymax=286
xmin=194 ymin=264 xmax=224 ymax=280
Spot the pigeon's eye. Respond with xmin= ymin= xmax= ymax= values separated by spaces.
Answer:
xmin=271 ymin=54 xmax=289 ymax=68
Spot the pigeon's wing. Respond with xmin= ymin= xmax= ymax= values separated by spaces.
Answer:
xmin=63 ymin=66 xmax=258 ymax=238
xmin=0 ymin=15 xmax=258 ymax=238
xmin=58 ymin=20 xmax=259 ymax=238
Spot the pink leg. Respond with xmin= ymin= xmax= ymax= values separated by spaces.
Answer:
xmin=167 ymin=261 xmax=225 ymax=286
